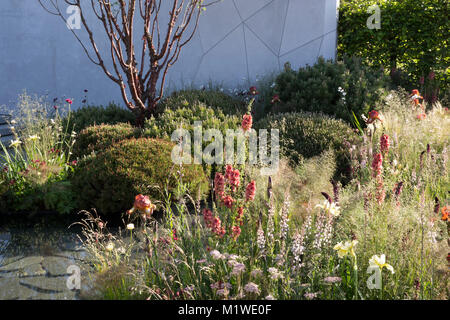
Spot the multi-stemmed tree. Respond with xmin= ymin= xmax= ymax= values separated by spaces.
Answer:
xmin=39 ymin=0 xmax=218 ymax=126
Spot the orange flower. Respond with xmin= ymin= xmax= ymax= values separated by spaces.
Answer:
xmin=410 ymin=89 xmax=423 ymax=108
xmin=416 ymin=113 xmax=426 ymax=120
xmin=367 ymin=110 xmax=382 ymax=124
xmin=441 ymin=206 xmax=449 ymax=221
xmin=128 ymin=194 xmax=156 ymax=216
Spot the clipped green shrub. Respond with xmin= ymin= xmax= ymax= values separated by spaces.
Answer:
xmin=158 ymin=89 xmax=246 ymax=116
xmin=64 ymin=103 xmax=136 ymax=133
xmin=72 ymin=123 xmax=141 ymax=158
xmin=71 ymin=138 xmax=209 ymax=216
xmin=255 ymin=112 xmax=359 ymax=182
xmin=144 ymin=102 xmax=241 ymax=140
xmin=267 ymin=56 xmax=387 ymax=125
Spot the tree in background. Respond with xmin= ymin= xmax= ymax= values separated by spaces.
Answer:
xmin=338 ymin=0 xmax=449 ymax=103
xmin=39 ymin=0 xmax=219 ymax=126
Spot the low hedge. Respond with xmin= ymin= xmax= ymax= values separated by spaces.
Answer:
xmin=71 ymin=138 xmax=210 ymax=216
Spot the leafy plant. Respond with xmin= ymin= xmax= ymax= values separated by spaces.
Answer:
xmin=266 ymin=56 xmax=388 ymax=125
xmin=63 ymin=103 xmax=135 ymax=133
xmin=255 ymin=111 xmax=359 ymax=182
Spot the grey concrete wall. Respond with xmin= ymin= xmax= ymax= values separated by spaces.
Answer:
xmin=0 ymin=0 xmax=339 ymax=110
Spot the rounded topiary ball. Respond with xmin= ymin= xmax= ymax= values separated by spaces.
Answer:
xmin=71 ymin=137 xmax=210 ymax=216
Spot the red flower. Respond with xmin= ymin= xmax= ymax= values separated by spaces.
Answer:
xmin=214 ymin=172 xmax=225 ymax=199
xmin=380 ymin=134 xmax=390 ymax=155
xmin=372 ymin=153 xmax=383 ymax=178
xmin=65 ymin=99 xmax=73 ymax=104
xmin=172 ymin=229 xmax=179 ymax=241
xmin=232 ymin=225 xmax=241 ymax=241
xmin=225 ymin=165 xmax=240 ymax=191
xmin=53 ymin=105 xmax=58 ymax=110
xmin=242 ymin=114 xmax=253 ymax=131
xmin=222 ymin=195 xmax=235 ymax=209
xmin=271 ymin=94 xmax=280 ymax=104
xmin=71 ymin=160 xmax=78 ymax=166
xmin=245 ymin=181 xmax=256 ymax=201
xmin=249 ymin=86 xmax=258 ymax=96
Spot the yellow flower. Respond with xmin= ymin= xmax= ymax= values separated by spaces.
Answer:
xmin=9 ymin=139 xmax=22 ymax=148
xmin=27 ymin=135 xmax=40 ymax=141
xmin=369 ymin=254 xmax=394 ymax=274
xmin=105 ymin=242 xmax=114 ymax=252
xmin=333 ymin=240 xmax=358 ymax=259
xmin=315 ymin=200 xmax=340 ymax=217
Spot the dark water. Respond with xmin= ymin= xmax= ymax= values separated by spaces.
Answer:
xmin=0 ymin=214 xmax=93 ymax=300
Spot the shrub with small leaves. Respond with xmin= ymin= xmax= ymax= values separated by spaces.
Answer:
xmin=266 ymin=56 xmax=387 ymax=126
xmin=71 ymin=138 xmax=209 ymax=216
xmin=72 ymin=123 xmax=141 ymax=158
xmin=63 ymin=103 xmax=135 ymax=133
xmin=255 ymin=112 xmax=359 ymax=182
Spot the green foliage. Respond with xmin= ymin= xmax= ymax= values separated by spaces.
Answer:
xmin=144 ymin=102 xmax=241 ymax=147
xmin=158 ymin=89 xmax=246 ymax=116
xmin=63 ymin=103 xmax=136 ymax=133
xmin=0 ymin=93 xmax=77 ymax=214
xmin=72 ymin=123 xmax=141 ymax=158
xmin=338 ymin=0 xmax=449 ymax=99
xmin=255 ymin=112 xmax=359 ymax=182
xmin=71 ymin=138 xmax=209 ymax=216
xmin=267 ymin=56 xmax=387 ymax=125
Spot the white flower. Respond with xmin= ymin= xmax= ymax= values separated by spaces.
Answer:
xmin=250 ymin=269 xmax=263 ymax=278
xmin=315 ymin=200 xmax=340 ymax=217
xmin=231 ymin=263 xmax=246 ymax=275
xmin=9 ymin=139 xmax=22 ymax=148
xmin=268 ymin=267 xmax=284 ymax=280
xmin=71 ymin=131 xmax=77 ymax=138
xmin=10 ymin=120 xmax=17 ymax=125
xmin=210 ymin=250 xmax=225 ymax=260
xmin=126 ymin=223 xmax=135 ymax=230
xmin=369 ymin=254 xmax=395 ymax=274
